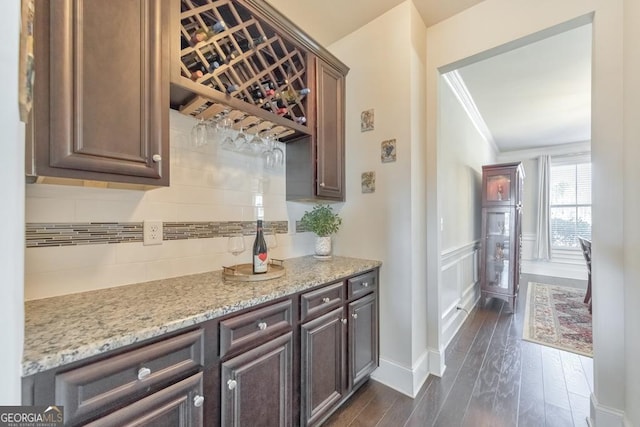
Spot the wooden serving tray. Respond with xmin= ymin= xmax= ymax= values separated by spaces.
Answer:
xmin=222 ymin=259 xmax=285 ymax=282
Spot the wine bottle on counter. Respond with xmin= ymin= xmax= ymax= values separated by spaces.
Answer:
xmin=252 ymin=220 xmax=268 ymax=274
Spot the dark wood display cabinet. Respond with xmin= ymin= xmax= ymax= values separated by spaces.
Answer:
xmin=480 ymin=162 xmax=525 ymax=312
xmin=28 ymin=0 xmax=171 ymax=186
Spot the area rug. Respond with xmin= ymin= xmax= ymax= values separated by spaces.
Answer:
xmin=523 ymin=282 xmax=592 ymax=357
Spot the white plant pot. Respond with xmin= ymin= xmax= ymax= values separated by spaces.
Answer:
xmin=314 ymin=236 xmax=332 ymax=257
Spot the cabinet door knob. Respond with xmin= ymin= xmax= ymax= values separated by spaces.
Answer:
xmin=319 ymin=182 xmax=326 ymax=187
xmin=137 ymin=367 xmax=151 ymax=380
xmin=227 ymin=379 xmax=237 ymax=390
xmin=362 ymin=282 xmax=369 ymax=287
xmin=352 ymin=313 xmax=358 ymax=319
xmin=322 ymin=297 xmax=330 ymax=304
xmin=193 ymin=394 xmax=205 ymax=407
xmin=257 ymin=322 xmax=267 ymax=330
xmin=341 ymin=318 xmax=347 ymax=324
xmin=152 ymin=154 xmax=162 ymax=162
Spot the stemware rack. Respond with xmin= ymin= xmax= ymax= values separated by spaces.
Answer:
xmin=172 ymin=0 xmax=314 ymax=141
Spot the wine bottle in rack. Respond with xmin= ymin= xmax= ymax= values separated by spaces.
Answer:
xmin=203 ymin=51 xmax=223 ymax=72
xmin=283 ymin=87 xmax=310 ymax=103
xmin=252 ymin=220 xmax=268 ymax=274
xmin=261 ymin=81 xmax=276 ymax=97
xmin=275 ymin=99 xmax=287 ymax=115
xmin=210 ymin=20 xmax=226 ymax=34
xmin=238 ymin=35 xmax=268 ymax=52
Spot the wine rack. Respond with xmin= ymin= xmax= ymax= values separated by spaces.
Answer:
xmin=174 ymin=0 xmax=312 ymax=140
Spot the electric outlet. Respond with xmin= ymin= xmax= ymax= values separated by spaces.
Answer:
xmin=143 ymin=220 xmax=163 ymax=246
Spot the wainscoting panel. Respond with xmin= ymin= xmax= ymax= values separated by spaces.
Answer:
xmin=440 ymin=240 xmax=481 ymax=348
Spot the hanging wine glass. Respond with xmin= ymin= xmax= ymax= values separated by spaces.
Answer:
xmin=271 ymin=138 xmax=284 ymax=167
xmin=191 ymin=118 xmax=208 ymax=147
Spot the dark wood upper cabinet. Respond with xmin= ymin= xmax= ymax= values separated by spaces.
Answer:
xmin=314 ymin=58 xmax=345 ymax=201
xmin=29 ymin=0 xmax=170 ymax=186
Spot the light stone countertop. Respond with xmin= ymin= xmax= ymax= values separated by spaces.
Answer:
xmin=23 ymin=255 xmax=381 ymax=377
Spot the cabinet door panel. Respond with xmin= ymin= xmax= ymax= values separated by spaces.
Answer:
xmin=221 ymin=332 xmax=292 ymax=427
xmin=315 ymin=59 xmax=345 ymax=200
xmin=301 ymin=307 xmax=345 ymax=426
xmin=348 ymin=293 xmax=378 ymax=388
xmin=35 ymin=0 xmax=169 ymax=184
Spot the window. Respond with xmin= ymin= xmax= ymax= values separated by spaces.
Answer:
xmin=550 ymin=161 xmax=592 ymax=249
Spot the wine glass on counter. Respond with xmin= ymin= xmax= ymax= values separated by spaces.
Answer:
xmin=227 ymin=234 xmax=246 ymax=265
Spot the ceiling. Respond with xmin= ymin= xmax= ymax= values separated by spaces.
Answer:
xmin=265 ymin=0 xmax=485 ymax=46
xmin=266 ymin=0 xmax=592 ymax=153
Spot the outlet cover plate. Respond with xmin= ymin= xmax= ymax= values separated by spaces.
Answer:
xmin=143 ymin=220 xmax=163 ymax=246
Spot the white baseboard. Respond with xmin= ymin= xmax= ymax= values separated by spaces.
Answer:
xmin=590 ymin=393 xmax=626 ymax=427
xmin=371 ymin=349 xmax=436 ymax=398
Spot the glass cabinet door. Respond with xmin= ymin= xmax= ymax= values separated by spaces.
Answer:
xmin=485 ymin=173 xmax=512 ymax=203
xmin=484 ymin=210 xmax=512 ymax=291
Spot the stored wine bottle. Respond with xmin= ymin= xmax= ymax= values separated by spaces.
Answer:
xmin=203 ymin=51 xmax=223 ymax=72
xmin=275 ymin=99 xmax=287 ymax=116
xmin=210 ymin=21 xmax=226 ymax=34
xmin=252 ymin=220 xmax=268 ymax=274
xmin=283 ymin=87 xmax=310 ymax=103
xmin=189 ymin=28 xmax=210 ymax=46
xmin=238 ymin=35 xmax=268 ymax=52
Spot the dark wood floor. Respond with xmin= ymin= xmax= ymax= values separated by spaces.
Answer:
xmin=323 ymin=281 xmax=593 ymax=427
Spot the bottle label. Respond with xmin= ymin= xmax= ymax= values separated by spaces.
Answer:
xmin=254 ymin=252 xmax=268 ymax=273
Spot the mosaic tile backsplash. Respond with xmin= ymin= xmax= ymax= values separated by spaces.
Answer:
xmin=26 ymin=221 xmax=289 ymax=248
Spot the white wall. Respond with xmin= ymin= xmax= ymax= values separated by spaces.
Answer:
xmin=0 ymin=0 xmax=24 ymax=404
xmin=438 ymin=77 xmax=495 ymax=346
xmin=329 ymin=1 xmax=430 ymax=396
xmin=623 ymin=0 xmax=640 ymax=425
xmin=25 ymin=110 xmax=316 ymax=299
xmin=427 ymin=0 xmax=626 ymax=424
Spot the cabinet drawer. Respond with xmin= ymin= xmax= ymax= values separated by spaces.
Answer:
xmin=84 ymin=372 xmax=203 ymax=427
xmin=220 ymin=299 xmax=293 ymax=359
xmin=55 ymin=329 xmax=203 ymax=425
xmin=300 ymin=281 xmax=344 ymax=322
xmin=348 ymin=271 xmax=377 ymax=299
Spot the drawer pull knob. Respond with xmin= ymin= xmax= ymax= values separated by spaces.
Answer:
xmin=352 ymin=313 xmax=358 ymax=319
xmin=341 ymin=318 xmax=347 ymax=324
xmin=322 ymin=297 xmax=331 ymax=304
xmin=258 ymin=322 xmax=268 ymax=330
xmin=227 ymin=379 xmax=237 ymax=390
xmin=320 ymin=182 xmax=326 ymax=187
xmin=137 ymin=367 xmax=151 ymax=380
xmin=193 ymin=394 xmax=205 ymax=407
xmin=152 ymin=154 xmax=162 ymax=162
xmin=362 ymin=282 xmax=369 ymax=287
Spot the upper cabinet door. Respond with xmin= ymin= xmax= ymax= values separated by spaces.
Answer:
xmin=32 ymin=0 xmax=170 ymax=185
xmin=481 ymin=162 xmax=524 ymax=207
xmin=315 ymin=59 xmax=345 ymax=201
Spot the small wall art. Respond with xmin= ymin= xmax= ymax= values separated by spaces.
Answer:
xmin=381 ymin=139 xmax=397 ymax=163
xmin=361 ymin=171 xmax=375 ymax=193
xmin=361 ymin=109 xmax=374 ymax=132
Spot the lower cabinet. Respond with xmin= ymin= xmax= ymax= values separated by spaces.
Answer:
xmin=84 ymin=372 xmax=203 ymax=427
xmin=301 ymin=307 xmax=346 ymax=426
xmin=220 ymin=332 xmax=293 ymax=427
xmin=23 ymin=268 xmax=379 ymax=427
xmin=348 ymin=293 xmax=378 ymax=388
xmin=300 ymin=270 xmax=379 ymax=426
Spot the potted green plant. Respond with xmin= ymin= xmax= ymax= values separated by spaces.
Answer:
xmin=300 ymin=204 xmax=342 ymax=258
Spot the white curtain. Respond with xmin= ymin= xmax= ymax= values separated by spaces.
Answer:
xmin=534 ymin=155 xmax=551 ymax=260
